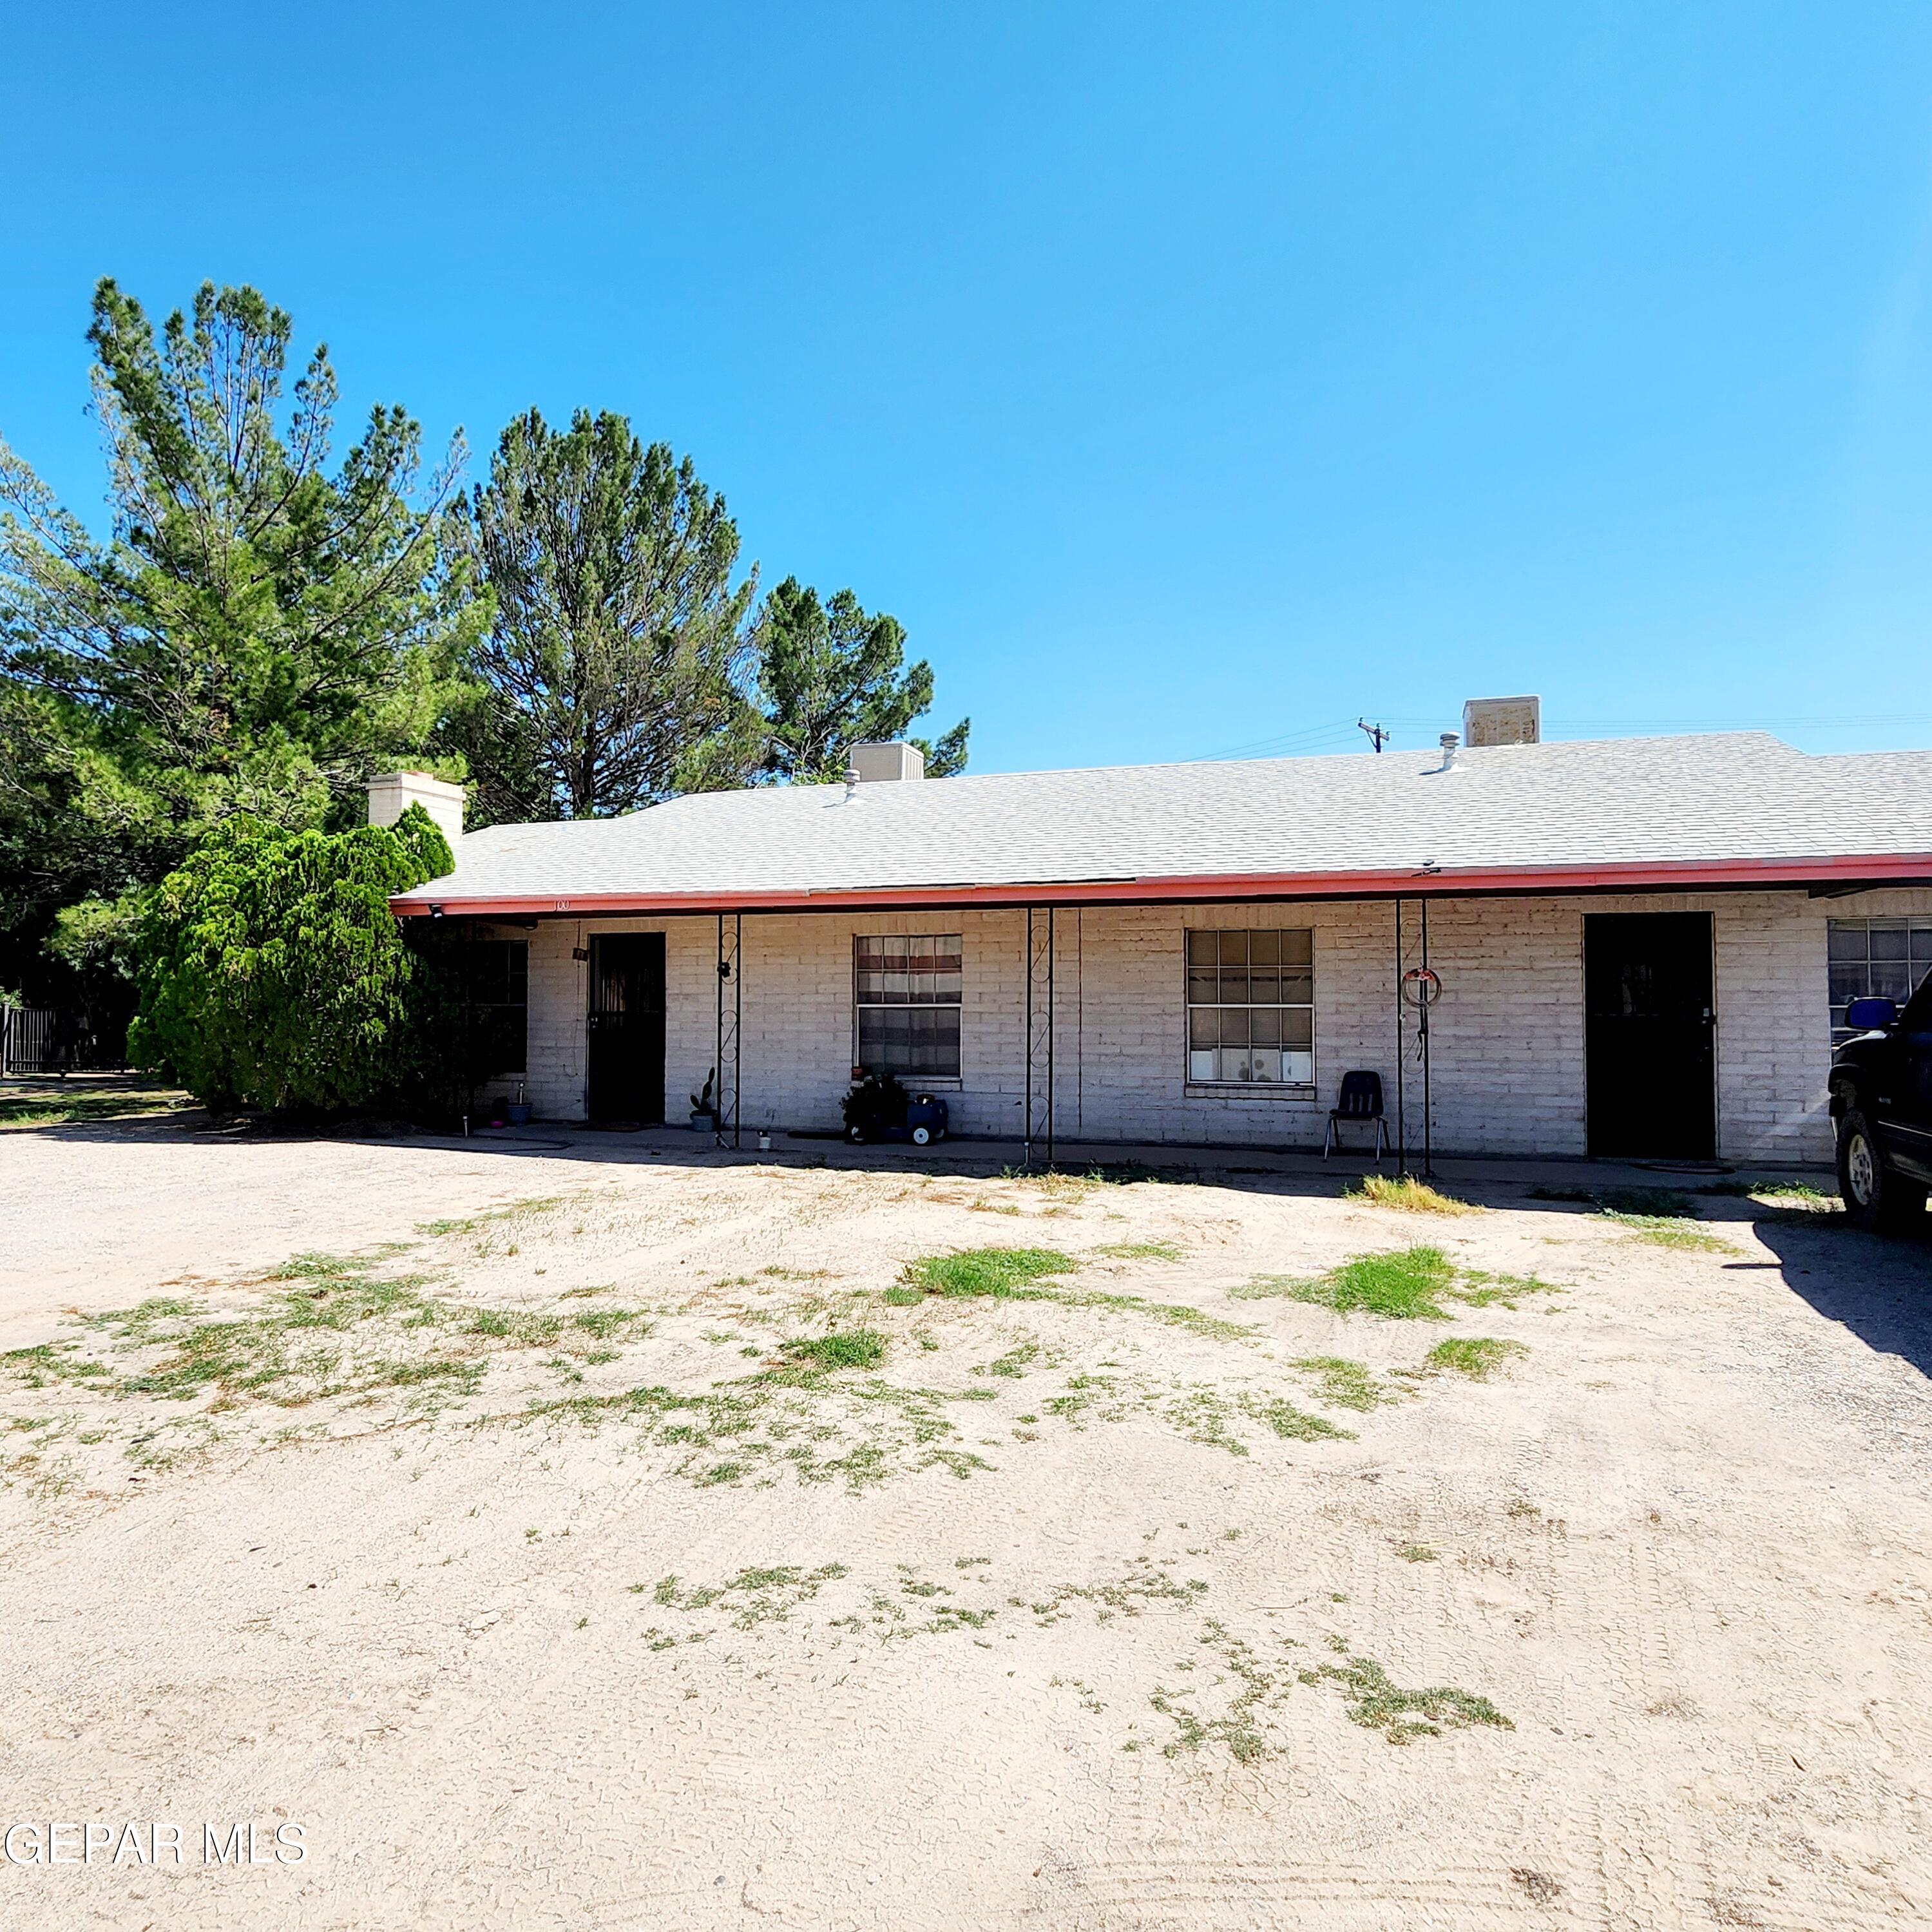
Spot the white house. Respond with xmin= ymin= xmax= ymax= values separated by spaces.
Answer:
xmin=379 ymin=699 xmax=1932 ymax=1165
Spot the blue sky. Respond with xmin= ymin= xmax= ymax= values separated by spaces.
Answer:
xmin=6 ymin=2 xmax=1932 ymax=770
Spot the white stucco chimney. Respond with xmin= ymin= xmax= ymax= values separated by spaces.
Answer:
xmin=849 ymin=741 xmax=926 ymax=782
xmin=367 ymin=770 xmax=466 ymax=852
xmin=1460 ymin=695 xmax=1541 ymax=747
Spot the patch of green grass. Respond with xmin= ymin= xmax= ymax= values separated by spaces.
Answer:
xmin=5 ymin=1248 xmax=657 ymax=1416
xmin=1602 ymin=1213 xmax=1730 ymax=1252
xmin=1698 ymin=1178 xmax=1832 ymax=1202
xmin=1149 ymin=1618 xmax=1296 ymax=1763
xmin=903 ymin=1247 xmax=1249 ymax=1343
xmin=1267 ymin=1246 xmax=1460 ymax=1319
xmin=1078 ymin=1161 xmax=1183 ymax=1185
xmin=903 ymin=1248 xmax=1078 ymax=1297
xmin=570 ymin=1306 xmax=647 ymax=1340
xmin=1424 ymin=1336 xmax=1527 ymax=1380
xmin=1315 ymin=1650 xmax=1512 ymax=1743
xmin=1288 ymin=1355 xmax=1390 ymax=1411
xmin=1239 ymin=1247 xmax=1556 ymax=1321
xmin=779 ymin=1329 xmax=887 ymax=1374
xmin=1395 ymin=1544 xmax=1438 ymax=1563
xmin=1060 ymin=1288 xmax=1252 ymax=1343
xmin=415 ymin=1194 xmax=570 ymax=1237
xmin=1346 ymin=1174 xmax=1480 ymax=1216
xmin=651 ymin=1562 xmax=849 ymax=1628
xmin=1095 ymin=1240 xmax=1185 ymax=1261
xmin=1244 ymin=1396 xmax=1352 ymax=1443
xmin=1529 ymin=1182 xmax=1736 ymax=1243
xmin=0 ymin=1087 xmax=189 ymax=1129
xmin=973 ymin=1341 xmax=1040 ymax=1379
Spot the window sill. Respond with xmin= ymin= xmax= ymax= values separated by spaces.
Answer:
xmin=1185 ymin=1082 xmax=1317 ymax=1102
xmin=868 ymin=1076 xmax=962 ymax=1092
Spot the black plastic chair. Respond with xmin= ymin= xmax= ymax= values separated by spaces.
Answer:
xmin=1323 ymin=1069 xmax=1390 ymax=1162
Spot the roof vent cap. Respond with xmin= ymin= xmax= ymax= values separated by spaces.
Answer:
xmin=1436 ymin=732 xmax=1460 ymax=772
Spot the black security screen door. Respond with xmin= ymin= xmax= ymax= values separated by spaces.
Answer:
xmin=587 ymin=935 xmax=666 ymax=1124
xmin=1584 ymin=912 xmax=1716 ymax=1159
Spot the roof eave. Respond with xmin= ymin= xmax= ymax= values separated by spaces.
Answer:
xmin=390 ymin=851 xmax=1932 ymax=919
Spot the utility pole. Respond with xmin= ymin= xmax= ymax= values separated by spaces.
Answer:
xmin=1357 ymin=719 xmax=1390 ymax=753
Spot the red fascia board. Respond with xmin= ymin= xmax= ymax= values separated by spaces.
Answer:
xmin=390 ymin=851 xmax=1932 ymax=918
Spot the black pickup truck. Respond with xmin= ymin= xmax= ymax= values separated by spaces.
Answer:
xmin=1830 ymin=980 xmax=1932 ymax=1232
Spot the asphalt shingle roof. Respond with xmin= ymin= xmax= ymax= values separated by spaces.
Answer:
xmin=394 ymin=732 xmax=1932 ymax=913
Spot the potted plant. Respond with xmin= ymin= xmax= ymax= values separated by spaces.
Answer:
xmin=690 ymin=1068 xmax=718 ymax=1133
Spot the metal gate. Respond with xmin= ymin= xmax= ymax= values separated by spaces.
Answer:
xmin=1 ymin=1008 xmax=126 ymax=1075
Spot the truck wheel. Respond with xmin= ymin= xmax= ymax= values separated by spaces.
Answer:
xmin=1838 ymin=1106 xmax=1927 ymax=1233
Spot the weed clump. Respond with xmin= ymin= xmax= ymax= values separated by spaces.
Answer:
xmin=1425 ymin=1337 xmax=1527 ymax=1380
xmin=779 ymin=1330 xmax=888 ymax=1375
xmin=1601 ymin=1214 xmax=1730 ymax=1252
xmin=904 ymin=1248 xmax=1076 ymax=1297
xmin=1255 ymin=1247 xmax=1457 ymax=1319
xmin=902 ymin=1248 xmax=1250 ymax=1342
xmin=1315 ymin=1651 xmax=1513 ymax=1744
xmin=1288 ymin=1356 xmax=1392 ymax=1411
xmin=1236 ymin=1247 xmax=1555 ymax=1321
xmin=1347 ymin=1175 xmax=1480 ymax=1216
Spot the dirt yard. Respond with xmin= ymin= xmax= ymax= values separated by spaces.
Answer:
xmin=0 ymin=1118 xmax=1927 ymax=1930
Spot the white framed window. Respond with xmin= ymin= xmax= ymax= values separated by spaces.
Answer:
xmin=1828 ymin=919 xmax=1932 ymax=1044
xmin=854 ymin=935 xmax=962 ymax=1079
xmin=1186 ymin=928 xmax=1314 ymax=1086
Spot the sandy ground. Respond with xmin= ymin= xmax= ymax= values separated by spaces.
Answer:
xmin=0 ymin=1116 xmax=1928 ymax=1930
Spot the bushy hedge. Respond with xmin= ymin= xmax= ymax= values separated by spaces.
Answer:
xmin=129 ymin=805 xmax=462 ymax=1114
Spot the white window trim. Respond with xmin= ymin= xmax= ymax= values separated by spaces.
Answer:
xmin=1182 ymin=927 xmax=1317 ymax=1098
xmin=852 ymin=933 xmax=965 ymax=1083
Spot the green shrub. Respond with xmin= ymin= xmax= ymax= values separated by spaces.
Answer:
xmin=127 ymin=805 xmax=461 ymax=1114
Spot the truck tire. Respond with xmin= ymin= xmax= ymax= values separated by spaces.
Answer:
xmin=1837 ymin=1105 xmax=1927 ymax=1233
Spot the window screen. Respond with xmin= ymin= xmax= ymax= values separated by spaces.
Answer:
xmin=1828 ymin=919 xmax=1932 ymax=1045
xmin=854 ymin=935 xmax=962 ymax=1078
xmin=1185 ymin=929 xmax=1314 ymax=1085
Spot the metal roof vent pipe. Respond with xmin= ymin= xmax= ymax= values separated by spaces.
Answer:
xmin=1435 ymin=732 xmax=1460 ymax=773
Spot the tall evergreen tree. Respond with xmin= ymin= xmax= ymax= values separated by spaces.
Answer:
xmin=445 ymin=409 xmax=757 ymax=822
xmin=0 ymin=279 xmax=478 ymax=999
xmin=755 ymin=577 xmax=968 ymax=782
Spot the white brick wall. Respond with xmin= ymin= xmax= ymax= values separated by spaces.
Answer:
xmin=502 ymin=888 xmax=1932 ymax=1162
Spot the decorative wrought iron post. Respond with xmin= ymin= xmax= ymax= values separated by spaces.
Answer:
xmin=1419 ymin=897 xmax=1433 ymax=1178
xmin=715 ymin=912 xmax=742 ymax=1149
xmin=1393 ymin=899 xmax=1406 ymax=1176
xmin=1024 ymin=908 xmax=1055 ymax=1167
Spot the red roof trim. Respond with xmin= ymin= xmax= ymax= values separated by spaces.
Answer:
xmin=390 ymin=851 xmax=1932 ymax=917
